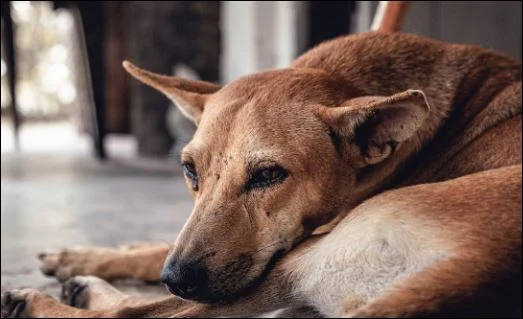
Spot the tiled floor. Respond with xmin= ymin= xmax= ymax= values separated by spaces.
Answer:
xmin=1 ymin=121 xmax=192 ymax=300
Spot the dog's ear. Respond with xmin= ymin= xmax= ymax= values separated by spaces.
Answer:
xmin=316 ymin=89 xmax=430 ymax=167
xmin=123 ymin=61 xmax=220 ymax=124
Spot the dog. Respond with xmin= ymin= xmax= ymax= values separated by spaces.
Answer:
xmin=1 ymin=31 xmax=521 ymax=318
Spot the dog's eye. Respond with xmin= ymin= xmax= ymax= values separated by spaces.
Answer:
xmin=182 ymin=162 xmax=199 ymax=191
xmin=247 ymin=165 xmax=288 ymax=191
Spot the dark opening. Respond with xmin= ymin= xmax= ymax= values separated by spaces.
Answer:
xmin=306 ymin=1 xmax=356 ymax=52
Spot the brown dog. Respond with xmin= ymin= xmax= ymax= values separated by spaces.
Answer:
xmin=2 ymin=32 xmax=521 ymax=318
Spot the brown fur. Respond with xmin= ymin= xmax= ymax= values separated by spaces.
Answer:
xmin=2 ymin=32 xmax=521 ymax=318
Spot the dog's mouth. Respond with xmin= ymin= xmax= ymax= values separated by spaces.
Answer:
xmin=189 ymin=249 xmax=286 ymax=304
xmin=186 ymin=231 xmax=312 ymax=303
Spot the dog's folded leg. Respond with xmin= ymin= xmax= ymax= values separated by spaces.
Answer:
xmin=38 ymin=243 xmax=170 ymax=282
xmin=343 ymin=256 xmax=521 ymax=318
xmin=115 ymin=269 xmax=299 ymax=318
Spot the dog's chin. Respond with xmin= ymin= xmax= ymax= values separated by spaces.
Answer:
xmin=182 ymin=249 xmax=286 ymax=304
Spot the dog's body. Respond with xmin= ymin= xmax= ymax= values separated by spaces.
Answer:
xmin=2 ymin=32 xmax=521 ymax=318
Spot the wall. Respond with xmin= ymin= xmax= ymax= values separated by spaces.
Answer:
xmin=220 ymin=1 xmax=308 ymax=83
xmin=363 ymin=1 xmax=522 ymax=60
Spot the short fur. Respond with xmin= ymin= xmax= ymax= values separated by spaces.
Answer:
xmin=2 ymin=32 xmax=521 ymax=318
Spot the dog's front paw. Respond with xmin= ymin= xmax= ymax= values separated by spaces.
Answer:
xmin=62 ymin=276 xmax=128 ymax=310
xmin=38 ymin=249 xmax=80 ymax=281
xmin=38 ymin=247 xmax=117 ymax=282
xmin=1 ymin=288 xmax=40 ymax=318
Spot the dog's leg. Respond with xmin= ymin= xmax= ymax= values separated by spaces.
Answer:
xmin=115 ymin=256 xmax=309 ymax=318
xmin=338 ymin=166 xmax=523 ymax=317
xmin=343 ymin=256 xmax=521 ymax=318
xmin=63 ymin=282 xmax=322 ymax=317
xmin=61 ymin=277 xmax=321 ymax=316
xmin=0 ymin=289 xmax=113 ymax=318
xmin=0 ymin=288 xmax=219 ymax=318
xmin=1 ymin=263 xmax=296 ymax=318
xmin=145 ymin=237 xmax=323 ymax=318
xmin=2 ymin=238 xmax=320 ymax=318
xmin=39 ymin=242 xmax=169 ymax=282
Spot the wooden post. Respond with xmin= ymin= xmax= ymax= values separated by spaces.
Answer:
xmin=104 ymin=1 xmax=129 ymax=134
xmin=371 ymin=1 xmax=410 ymax=32
xmin=1 ymin=1 xmax=21 ymax=149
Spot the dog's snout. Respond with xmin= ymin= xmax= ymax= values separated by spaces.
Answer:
xmin=160 ymin=259 xmax=208 ymax=300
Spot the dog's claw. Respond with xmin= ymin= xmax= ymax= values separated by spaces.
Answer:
xmin=1 ymin=289 xmax=35 ymax=318
xmin=61 ymin=279 xmax=88 ymax=308
xmin=11 ymin=300 xmax=27 ymax=318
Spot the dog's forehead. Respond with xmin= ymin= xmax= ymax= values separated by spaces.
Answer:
xmin=194 ymin=98 xmax=315 ymax=156
xmin=204 ymin=73 xmax=333 ymax=128
xmin=215 ymin=68 xmax=346 ymax=104
xmin=189 ymin=69 xmax=342 ymax=163
xmin=200 ymin=68 xmax=347 ymax=128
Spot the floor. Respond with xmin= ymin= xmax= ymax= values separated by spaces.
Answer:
xmin=1 ymin=120 xmax=192 ymax=300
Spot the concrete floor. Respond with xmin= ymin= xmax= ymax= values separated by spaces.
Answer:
xmin=1 ymin=121 xmax=193 ymax=300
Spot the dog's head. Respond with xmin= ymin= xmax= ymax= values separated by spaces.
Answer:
xmin=123 ymin=61 xmax=430 ymax=302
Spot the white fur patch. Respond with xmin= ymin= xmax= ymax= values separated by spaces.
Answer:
xmin=290 ymin=206 xmax=451 ymax=317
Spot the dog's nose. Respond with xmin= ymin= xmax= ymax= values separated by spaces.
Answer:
xmin=160 ymin=259 xmax=207 ymax=300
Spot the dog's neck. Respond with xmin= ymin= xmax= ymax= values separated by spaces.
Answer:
xmin=295 ymin=32 xmax=521 ymax=196
xmin=367 ymin=58 xmax=519 ymax=193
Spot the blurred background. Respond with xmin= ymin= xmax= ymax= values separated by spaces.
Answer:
xmin=1 ymin=0 xmax=521 ymax=299
xmin=1 ymin=1 xmax=522 ymax=159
